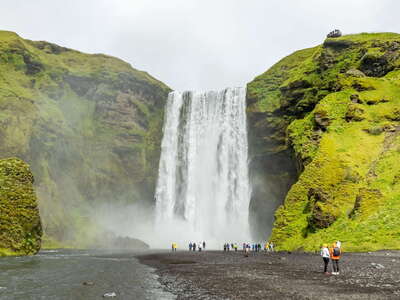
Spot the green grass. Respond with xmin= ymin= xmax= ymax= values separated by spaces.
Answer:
xmin=0 ymin=30 xmax=171 ymax=249
xmin=0 ymin=158 xmax=42 ymax=256
xmin=248 ymin=31 xmax=400 ymax=251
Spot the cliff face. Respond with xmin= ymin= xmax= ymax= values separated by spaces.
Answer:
xmin=0 ymin=31 xmax=170 ymax=247
xmin=0 ymin=158 xmax=42 ymax=256
xmin=247 ymin=33 xmax=400 ymax=251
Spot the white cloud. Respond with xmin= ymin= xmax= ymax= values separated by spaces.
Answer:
xmin=0 ymin=0 xmax=399 ymax=90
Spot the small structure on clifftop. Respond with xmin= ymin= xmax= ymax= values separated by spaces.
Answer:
xmin=327 ymin=29 xmax=342 ymax=38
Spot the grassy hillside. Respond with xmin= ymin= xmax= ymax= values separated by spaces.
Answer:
xmin=0 ymin=158 xmax=42 ymax=256
xmin=247 ymin=32 xmax=400 ymax=251
xmin=0 ymin=31 xmax=171 ymax=247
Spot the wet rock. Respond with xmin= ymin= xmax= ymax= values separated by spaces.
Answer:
xmin=103 ymin=292 xmax=117 ymax=297
xmin=371 ymin=263 xmax=385 ymax=269
xmin=82 ymin=281 xmax=94 ymax=286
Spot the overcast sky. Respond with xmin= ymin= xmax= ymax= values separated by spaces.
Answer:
xmin=1 ymin=0 xmax=399 ymax=91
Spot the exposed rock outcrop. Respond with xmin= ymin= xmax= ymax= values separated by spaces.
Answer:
xmin=0 ymin=158 xmax=42 ymax=256
xmin=0 ymin=31 xmax=170 ymax=247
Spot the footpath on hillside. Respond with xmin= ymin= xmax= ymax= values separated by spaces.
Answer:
xmin=137 ymin=250 xmax=400 ymax=299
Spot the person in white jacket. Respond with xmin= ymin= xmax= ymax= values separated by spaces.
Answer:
xmin=320 ymin=244 xmax=330 ymax=274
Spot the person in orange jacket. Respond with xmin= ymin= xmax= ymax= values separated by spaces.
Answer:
xmin=329 ymin=242 xmax=342 ymax=275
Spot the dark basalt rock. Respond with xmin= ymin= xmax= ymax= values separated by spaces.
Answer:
xmin=304 ymin=188 xmax=336 ymax=234
xmin=314 ymin=111 xmax=330 ymax=131
xmin=323 ymin=39 xmax=353 ymax=50
xmin=90 ymin=231 xmax=149 ymax=250
xmin=350 ymin=94 xmax=362 ymax=103
xmin=30 ymin=40 xmax=71 ymax=54
xmin=359 ymin=54 xmax=395 ymax=77
xmin=23 ymin=54 xmax=44 ymax=75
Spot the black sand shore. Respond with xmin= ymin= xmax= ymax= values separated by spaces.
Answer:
xmin=137 ymin=250 xmax=400 ymax=299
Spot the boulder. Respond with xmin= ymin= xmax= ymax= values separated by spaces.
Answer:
xmin=0 ymin=158 xmax=42 ymax=256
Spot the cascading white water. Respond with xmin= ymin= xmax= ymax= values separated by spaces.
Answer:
xmin=154 ymin=87 xmax=251 ymax=248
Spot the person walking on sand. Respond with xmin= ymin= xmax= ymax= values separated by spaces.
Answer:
xmin=330 ymin=242 xmax=342 ymax=275
xmin=320 ymin=244 xmax=330 ymax=275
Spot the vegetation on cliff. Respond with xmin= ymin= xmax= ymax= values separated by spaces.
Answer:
xmin=0 ymin=158 xmax=42 ymax=256
xmin=0 ymin=31 xmax=170 ymax=247
xmin=247 ymin=32 xmax=400 ymax=251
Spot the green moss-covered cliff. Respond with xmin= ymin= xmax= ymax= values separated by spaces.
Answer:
xmin=0 ymin=158 xmax=42 ymax=256
xmin=0 ymin=31 xmax=170 ymax=247
xmin=247 ymin=32 xmax=400 ymax=251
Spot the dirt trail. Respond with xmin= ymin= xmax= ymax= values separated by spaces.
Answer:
xmin=138 ymin=250 xmax=400 ymax=299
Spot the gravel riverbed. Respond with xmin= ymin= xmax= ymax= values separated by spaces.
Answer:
xmin=137 ymin=250 xmax=400 ymax=299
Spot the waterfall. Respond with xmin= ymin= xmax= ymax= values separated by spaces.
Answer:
xmin=154 ymin=87 xmax=251 ymax=248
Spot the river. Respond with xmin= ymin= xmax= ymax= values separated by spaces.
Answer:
xmin=0 ymin=249 xmax=175 ymax=300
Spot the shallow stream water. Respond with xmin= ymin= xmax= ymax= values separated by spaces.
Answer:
xmin=0 ymin=249 xmax=175 ymax=300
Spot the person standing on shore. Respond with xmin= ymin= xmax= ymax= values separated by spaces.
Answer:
xmin=330 ymin=242 xmax=342 ymax=275
xmin=320 ymin=244 xmax=330 ymax=275
xmin=193 ymin=242 xmax=196 ymax=251
xmin=189 ymin=242 xmax=192 ymax=251
xmin=203 ymin=241 xmax=206 ymax=250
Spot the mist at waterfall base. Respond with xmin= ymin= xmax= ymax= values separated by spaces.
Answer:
xmin=153 ymin=87 xmax=252 ymax=249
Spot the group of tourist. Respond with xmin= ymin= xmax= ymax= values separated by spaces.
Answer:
xmin=189 ymin=241 xmax=206 ymax=252
xmin=223 ymin=243 xmax=239 ymax=251
xmin=223 ymin=242 xmax=275 ymax=253
xmin=320 ymin=241 xmax=342 ymax=275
